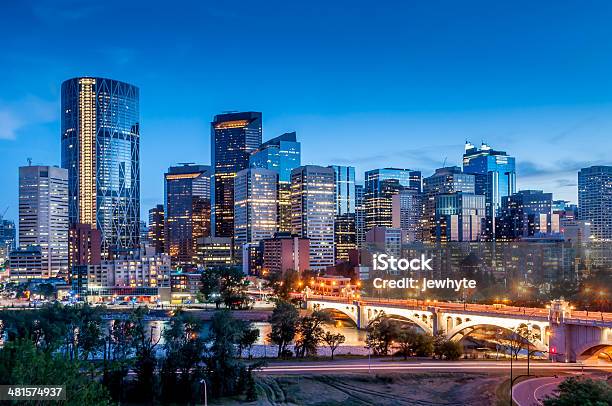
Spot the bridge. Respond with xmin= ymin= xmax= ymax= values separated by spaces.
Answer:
xmin=305 ymin=295 xmax=612 ymax=363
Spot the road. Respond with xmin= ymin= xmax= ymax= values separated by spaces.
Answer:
xmin=512 ymin=376 xmax=567 ymax=406
xmin=255 ymin=358 xmax=612 ymax=375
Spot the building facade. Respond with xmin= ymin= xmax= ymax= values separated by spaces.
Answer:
xmin=18 ymin=165 xmax=69 ymax=277
xmin=61 ymin=77 xmax=140 ymax=258
xmin=68 ymin=223 xmax=101 ymax=269
xmin=498 ymin=190 xmax=555 ymax=240
xmin=462 ymin=142 xmax=516 ymax=240
xmin=250 ymin=132 xmax=301 ymax=233
xmin=365 ymin=168 xmax=421 ymax=231
xmin=330 ymin=166 xmax=357 ymax=262
xmin=211 ymin=112 xmax=262 ymax=238
xmin=355 ymin=184 xmax=366 ymax=248
xmin=434 ymin=192 xmax=486 ymax=242
xmin=291 ymin=165 xmax=336 ymax=270
xmin=578 ymin=166 xmax=612 ymax=241
xmin=148 ymin=204 xmax=165 ymax=254
xmin=392 ymin=188 xmax=421 ymax=242
xmin=261 ymin=233 xmax=310 ymax=277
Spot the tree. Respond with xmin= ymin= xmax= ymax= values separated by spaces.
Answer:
xmin=396 ymin=328 xmax=433 ymax=359
xmin=498 ymin=324 xmax=539 ymax=360
xmin=238 ymin=323 xmax=260 ymax=359
xmin=0 ymin=340 xmax=112 ymax=405
xmin=200 ymin=269 xmax=223 ymax=308
xmin=36 ymin=283 xmax=56 ymax=300
xmin=432 ymin=334 xmax=462 ymax=360
xmin=268 ymin=301 xmax=299 ymax=358
xmin=294 ymin=311 xmax=331 ymax=358
xmin=365 ymin=313 xmax=400 ymax=356
xmin=543 ymin=377 xmax=612 ymax=406
xmin=323 ymin=331 xmax=345 ymax=360
xmin=200 ymin=267 xmax=251 ymax=309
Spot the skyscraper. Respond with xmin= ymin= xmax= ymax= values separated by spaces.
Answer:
xmin=211 ymin=112 xmax=262 ymax=238
xmin=435 ymin=192 xmax=485 ymax=242
xmin=0 ymin=218 xmax=16 ymax=265
xmin=578 ymin=166 xmax=612 ymax=241
xmin=423 ymin=166 xmax=475 ymax=241
xmin=498 ymin=190 xmax=554 ymax=240
xmin=250 ymin=132 xmax=300 ymax=233
xmin=462 ymin=142 xmax=516 ymax=240
xmin=164 ymin=164 xmax=211 ymax=266
xmin=148 ymin=204 xmax=165 ymax=254
xmin=234 ymin=168 xmax=278 ymax=254
xmin=392 ymin=188 xmax=421 ymax=242
xmin=355 ymin=184 xmax=366 ymax=248
xmin=18 ymin=165 xmax=69 ymax=277
xmin=291 ymin=166 xmax=335 ymax=270
xmin=365 ymin=168 xmax=421 ymax=231
xmin=61 ymin=77 xmax=140 ymax=258
xmin=330 ymin=166 xmax=356 ymax=262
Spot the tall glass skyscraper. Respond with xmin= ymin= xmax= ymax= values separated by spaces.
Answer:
xmin=61 ymin=77 xmax=140 ymax=258
xmin=330 ymin=166 xmax=356 ymax=262
xmin=578 ymin=165 xmax=612 ymax=241
xmin=250 ymin=132 xmax=300 ymax=233
xmin=355 ymin=184 xmax=366 ymax=248
xmin=165 ymin=164 xmax=211 ymax=266
xmin=364 ymin=168 xmax=421 ymax=231
xmin=498 ymin=190 xmax=554 ymax=240
xmin=291 ymin=166 xmax=335 ymax=270
xmin=211 ymin=112 xmax=262 ymax=238
xmin=462 ymin=142 xmax=516 ymax=240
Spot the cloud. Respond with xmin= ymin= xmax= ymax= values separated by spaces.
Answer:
xmin=0 ymin=97 xmax=57 ymax=140
xmin=555 ymin=179 xmax=577 ymax=188
xmin=518 ymin=158 xmax=612 ymax=178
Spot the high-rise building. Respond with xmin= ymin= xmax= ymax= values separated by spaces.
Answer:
xmin=291 ymin=165 xmax=335 ymax=270
xmin=61 ymin=77 xmax=140 ymax=258
xmin=392 ymin=188 xmax=421 ymax=242
xmin=462 ymin=142 xmax=516 ymax=240
xmin=365 ymin=226 xmax=403 ymax=259
xmin=434 ymin=192 xmax=485 ymax=242
xmin=68 ymin=223 xmax=101 ymax=268
xmin=164 ymin=164 xmax=211 ymax=266
xmin=498 ymin=190 xmax=555 ymax=240
xmin=578 ymin=166 xmax=612 ymax=241
xmin=211 ymin=112 xmax=262 ymax=238
xmin=234 ymin=168 xmax=278 ymax=255
xmin=423 ymin=167 xmax=475 ymax=241
xmin=365 ymin=168 xmax=421 ymax=231
xmin=148 ymin=204 xmax=165 ymax=254
xmin=330 ymin=166 xmax=356 ymax=262
xmin=355 ymin=184 xmax=366 ymax=248
xmin=0 ymin=218 xmax=16 ymax=265
xmin=250 ymin=132 xmax=301 ymax=233
xmin=194 ymin=237 xmax=234 ymax=268
xmin=261 ymin=233 xmax=310 ymax=277
xmin=18 ymin=165 xmax=69 ymax=277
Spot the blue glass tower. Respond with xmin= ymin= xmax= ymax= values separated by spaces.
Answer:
xmin=61 ymin=77 xmax=140 ymax=258
xmin=462 ymin=142 xmax=516 ymax=240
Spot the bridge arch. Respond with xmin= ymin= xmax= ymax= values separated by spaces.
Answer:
xmin=307 ymin=301 xmax=358 ymax=325
xmin=446 ymin=320 xmax=548 ymax=352
xmin=574 ymin=339 xmax=612 ymax=362
xmin=365 ymin=307 xmax=433 ymax=334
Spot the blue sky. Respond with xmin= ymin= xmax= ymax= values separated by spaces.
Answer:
xmin=1 ymin=0 xmax=612 ymax=223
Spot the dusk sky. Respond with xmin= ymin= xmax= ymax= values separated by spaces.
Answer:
xmin=1 ymin=0 xmax=612 ymax=223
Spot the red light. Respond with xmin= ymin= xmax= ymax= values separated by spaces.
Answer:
xmin=550 ymin=347 xmax=557 ymax=354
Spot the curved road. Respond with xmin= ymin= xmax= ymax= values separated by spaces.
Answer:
xmin=512 ymin=376 xmax=566 ymax=406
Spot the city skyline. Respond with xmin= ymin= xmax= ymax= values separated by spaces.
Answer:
xmin=3 ymin=1 xmax=612 ymax=223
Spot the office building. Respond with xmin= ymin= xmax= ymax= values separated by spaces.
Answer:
xmin=250 ymin=132 xmax=300 ymax=233
xmin=164 ymin=164 xmax=211 ymax=266
xmin=18 ymin=165 xmax=69 ymax=277
xmin=462 ymin=142 xmax=516 ymax=239
xmin=211 ymin=112 xmax=262 ymax=237
xmin=61 ymin=77 xmax=140 ymax=257
xmin=578 ymin=166 xmax=612 ymax=241
xmin=234 ymin=168 xmax=278 ymax=263
xmin=365 ymin=168 xmax=421 ymax=231
xmin=355 ymin=184 xmax=366 ymax=248
xmin=195 ymin=236 xmax=234 ymax=268
xmin=330 ymin=166 xmax=357 ymax=262
xmin=68 ymin=223 xmax=101 ymax=268
xmin=423 ymin=166 xmax=475 ymax=241
xmin=291 ymin=165 xmax=335 ymax=270
xmin=498 ymin=190 xmax=555 ymax=240
xmin=261 ymin=233 xmax=310 ymax=277
xmin=9 ymin=245 xmax=43 ymax=279
xmin=0 ymin=218 xmax=16 ymax=265
xmin=392 ymin=188 xmax=421 ymax=242
xmin=148 ymin=204 xmax=165 ymax=254
xmin=365 ymin=226 xmax=403 ymax=259
xmin=435 ymin=192 xmax=485 ymax=242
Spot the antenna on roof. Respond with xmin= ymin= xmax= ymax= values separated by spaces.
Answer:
xmin=27 ymin=158 xmax=32 ymax=166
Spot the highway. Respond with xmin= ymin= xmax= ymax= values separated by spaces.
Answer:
xmin=255 ymin=358 xmax=612 ymax=375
